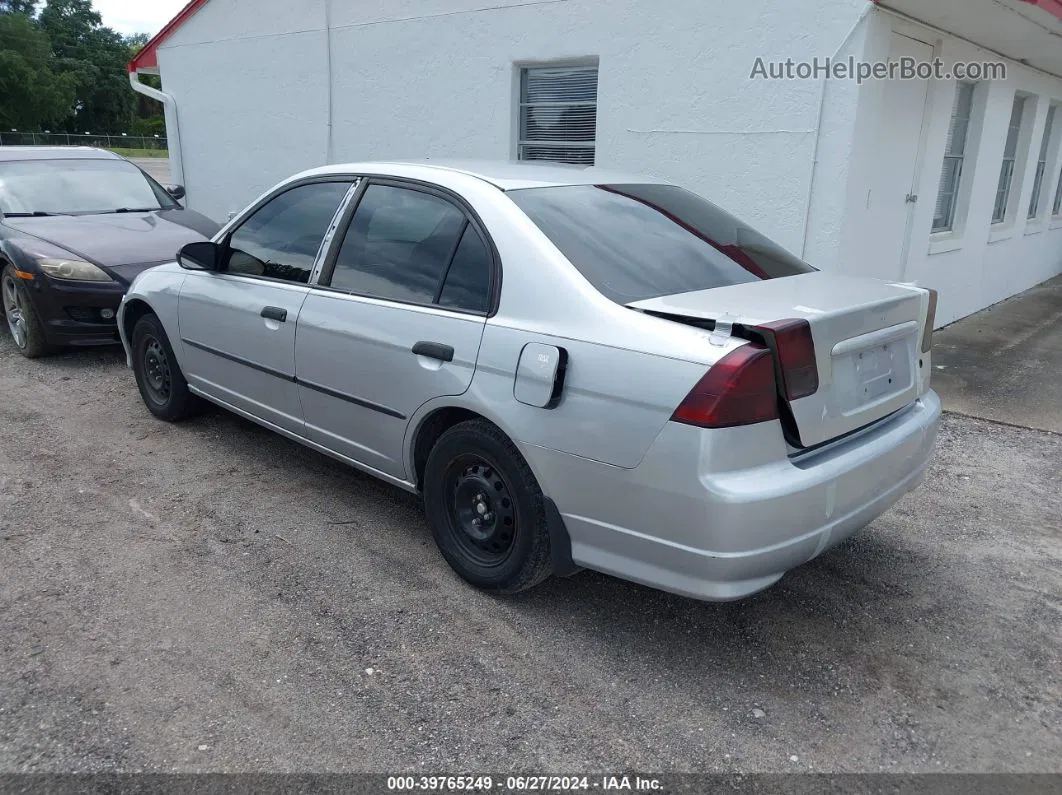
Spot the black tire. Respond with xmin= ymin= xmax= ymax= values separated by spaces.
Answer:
xmin=131 ymin=313 xmax=201 ymax=421
xmin=423 ymin=419 xmax=553 ymax=594
xmin=1 ymin=265 xmax=55 ymax=359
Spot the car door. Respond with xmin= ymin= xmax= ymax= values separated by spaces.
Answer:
xmin=295 ymin=180 xmax=495 ymax=480
xmin=178 ymin=179 xmax=355 ymax=434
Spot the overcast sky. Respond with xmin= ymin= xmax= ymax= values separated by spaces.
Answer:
xmin=94 ymin=0 xmax=187 ymax=36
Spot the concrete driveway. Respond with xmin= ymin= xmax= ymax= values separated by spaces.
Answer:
xmin=0 ymin=297 xmax=1060 ymax=777
xmin=932 ymin=274 xmax=1062 ymax=434
xmin=130 ymin=156 xmax=172 ymax=185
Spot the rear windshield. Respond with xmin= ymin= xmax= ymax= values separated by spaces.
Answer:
xmin=507 ymin=183 xmax=816 ymax=304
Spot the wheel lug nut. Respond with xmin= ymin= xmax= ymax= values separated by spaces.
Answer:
xmin=472 ymin=518 xmax=481 ymax=526
xmin=483 ymin=513 xmax=494 ymax=522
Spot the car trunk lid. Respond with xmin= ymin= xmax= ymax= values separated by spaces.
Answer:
xmin=628 ymin=272 xmax=930 ymax=448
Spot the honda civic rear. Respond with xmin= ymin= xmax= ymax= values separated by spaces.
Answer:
xmin=507 ymin=181 xmax=942 ymax=600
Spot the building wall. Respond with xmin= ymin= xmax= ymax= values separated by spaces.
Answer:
xmin=841 ymin=8 xmax=1062 ymax=326
xmin=157 ymin=0 xmax=332 ymax=221
xmin=158 ymin=0 xmax=869 ymax=253
xmin=155 ymin=0 xmax=1062 ymax=326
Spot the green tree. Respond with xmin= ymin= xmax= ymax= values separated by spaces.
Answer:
xmin=0 ymin=9 xmax=76 ymax=129
xmin=0 ymin=1 xmax=38 ymax=13
xmin=39 ymin=0 xmax=136 ymax=133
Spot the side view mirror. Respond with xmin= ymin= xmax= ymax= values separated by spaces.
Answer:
xmin=165 ymin=184 xmax=186 ymax=200
xmin=177 ymin=240 xmax=222 ymax=271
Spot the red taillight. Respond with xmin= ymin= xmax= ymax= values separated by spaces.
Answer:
xmin=671 ymin=344 xmax=779 ymax=429
xmin=755 ymin=318 xmax=819 ymax=401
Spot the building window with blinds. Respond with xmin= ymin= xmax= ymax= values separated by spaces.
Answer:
xmin=1053 ymin=164 xmax=1062 ymax=216
xmin=518 ymin=65 xmax=598 ymax=165
xmin=1028 ymin=106 xmax=1056 ymax=219
xmin=993 ymin=96 xmax=1027 ymax=224
xmin=933 ymin=82 xmax=976 ymax=233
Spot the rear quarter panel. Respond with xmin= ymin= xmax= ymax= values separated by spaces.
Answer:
xmin=466 ymin=322 xmax=709 ymax=469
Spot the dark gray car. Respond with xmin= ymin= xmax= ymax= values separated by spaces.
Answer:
xmin=0 ymin=146 xmax=218 ymax=357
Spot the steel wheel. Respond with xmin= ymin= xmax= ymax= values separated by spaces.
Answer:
xmin=2 ymin=275 xmax=28 ymax=350
xmin=131 ymin=313 xmax=201 ymax=422
xmin=141 ymin=335 xmax=173 ymax=405
xmin=446 ymin=455 xmax=518 ymax=567
xmin=424 ymin=419 xmax=554 ymax=593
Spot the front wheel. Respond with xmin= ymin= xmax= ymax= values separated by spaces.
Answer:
xmin=2 ymin=265 xmax=54 ymax=358
xmin=423 ymin=419 xmax=553 ymax=594
xmin=131 ymin=313 xmax=201 ymax=421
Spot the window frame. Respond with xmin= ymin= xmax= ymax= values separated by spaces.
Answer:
xmin=315 ymin=176 xmax=502 ymax=317
xmin=992 ymin=95 xmax=1028 ymax=225
xmin=516 ymin=61 xmax=599 ymax=166
xmin=1028 ymin=105 xmax=1056 ymax=220
xmin=1053 ymin=163 xmax=1062 ymax=217
xmin=932 ymin=81 xmax=977 ymax=234
xmin=214 ymin=176 xmax=358 ymax=287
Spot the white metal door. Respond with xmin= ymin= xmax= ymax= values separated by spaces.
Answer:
xmin=864 ymin=33 xmax=933 ymax=282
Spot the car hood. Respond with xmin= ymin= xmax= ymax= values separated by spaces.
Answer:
xmin=4 ymin=208 xmax=219 ymax=269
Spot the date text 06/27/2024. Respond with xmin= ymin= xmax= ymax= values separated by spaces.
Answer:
xmin=386 ymin=775 xmax=664 ymax=792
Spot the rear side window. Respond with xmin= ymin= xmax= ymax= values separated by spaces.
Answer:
xmin=327 ymin=183 xmax=491 ymax=312
xmin=507 ymin=183 xmax=815 ymax=304
xmin=438 ymin=225 xmax=491 ymax=312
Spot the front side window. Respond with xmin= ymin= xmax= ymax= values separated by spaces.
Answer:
xmin=225 ymin=181 xmax=352 ymax=284
xmin=932 ymin=82 xmax=976 ymax=233
xmin=518 ymin=65 xmax=598 ymax=165
xmin=993 ymin=96 xmax=1027 ymax=223
xmin=507 ymin=183 xmax=816 ymax=305
xmin=327 ymin=184 xmax=491 ymax=312
xmin=0 ymin=158 xmax=178 ymax=216
xmin=1029 ymin=105 xmax=1056 ymax=219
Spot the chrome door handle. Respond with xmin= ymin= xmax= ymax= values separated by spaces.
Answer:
xmin=261 ymin=306 xmax=287 ymax=322
xmin=412 ymin=341 xmax=454 ymax=362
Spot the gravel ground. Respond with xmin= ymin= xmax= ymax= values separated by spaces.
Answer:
xmin=0 ymin=332 xmax=1060 ymax=775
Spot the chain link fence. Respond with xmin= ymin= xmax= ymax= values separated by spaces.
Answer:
xmin=0 ymin=132 xmax=168 ymax=152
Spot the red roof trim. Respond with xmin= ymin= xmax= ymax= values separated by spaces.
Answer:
xmin=127 ymin=0 xmax=210 ymax=73
xmin=874 ymin=0 xmax=1062 ymax=22
xmin=1017 ymin=0 xmax=1062 ymax=21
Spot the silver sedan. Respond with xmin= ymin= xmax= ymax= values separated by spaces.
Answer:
xmin=117 ymin=161 xmax=941 ymax=601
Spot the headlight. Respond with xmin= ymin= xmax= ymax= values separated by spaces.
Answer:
xmin=36 ymin=257 xmax=113 ymax=282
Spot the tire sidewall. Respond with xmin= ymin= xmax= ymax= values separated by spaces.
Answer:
xmin=131 ymin=314 xmax=185 ymax=419
xmin=424 ymin=425 xmax=543 ymax=590
xmin=2 ymin=265 xmax=50 ymax=357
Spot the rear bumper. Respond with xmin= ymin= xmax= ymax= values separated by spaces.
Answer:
xmin=526 ymin=390 xmax=942 ymax=601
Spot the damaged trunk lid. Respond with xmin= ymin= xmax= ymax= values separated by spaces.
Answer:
xmin=629 ymin=272 xmax=932 ymax=448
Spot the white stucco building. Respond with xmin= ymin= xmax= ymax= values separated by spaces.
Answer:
xmin=129 ymin=0 xmax=1062 ymax=326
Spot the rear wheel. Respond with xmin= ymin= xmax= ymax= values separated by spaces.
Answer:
xmin=131 ymin=313 xmax=201 ymax=421
xmin=2 ymin=265 xmax=54 ymax=358
xmin=423 ymin=419 xmax=553 ymax=594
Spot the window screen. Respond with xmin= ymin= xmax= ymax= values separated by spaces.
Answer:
xmin=518 ymin=65 xmax=598 ymax=165
xmin=1053 ymin=163 xmax=1062 ymax=216
xmin=932 ymin=82 xmax=975 ymax=233
xmin=993 ymin=96 xmax=1027 ymax=223
xmin=1029 ymin=106 xmax=1056 ymax=219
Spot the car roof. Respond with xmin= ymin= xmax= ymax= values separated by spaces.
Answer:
xmin=0 ymin=146 xmax=121 ymax=162
xmin=297 ymin=159 xmax=669 ymax=191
